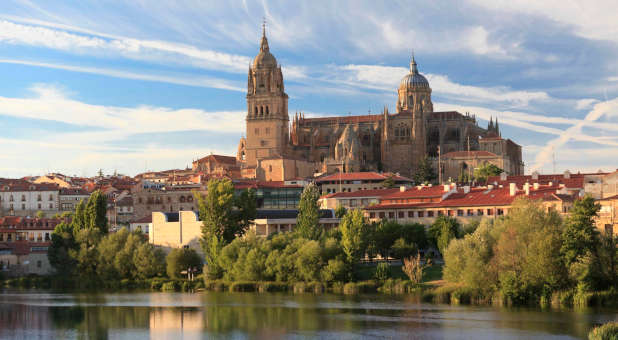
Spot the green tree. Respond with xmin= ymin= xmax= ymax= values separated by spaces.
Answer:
xmin=166 ymin=248 xmax=203 ymax=279
xmin=391 ymin=237 xmax=417 ymax=260
xmin=198 ymin=179 xmax=237 ymax=244
xmin=413 ymin=156 xmax=437 ymax=184
xmin=561 ymin=195 xmax=600 ymax=267
xmin=335 ymin=205 xmax=347 ymax=219
xmin=428 ymin=216 xmax=460 ymax=254
xmin=381 ymin=176 xmax=395 ymax=188
xmin=296 ymin=183 xmax=321 ymax=240
xmin=36 ymin=210 xmax=44 ymax=218
xmin=72 ymin=199 xmax=86 ymax=230
xmin=84 ymin=190 xmax=108 ymax=233
xmin=235 ymin=188 xmax=257 ymax=237
xmin=133 ymin=243 xmax=166 ymax=279
xmin=340 ymin=209 xmax=368 ymax=270
xmin=48 ymin=222 xmax=77 ymax=275
xmin=72 ymin=228 xmax=102 ymax=282
xmin=372 ymin=221 xmax=402 ymax=260
xmin=473 ymin=163 xmax=503 ymax=182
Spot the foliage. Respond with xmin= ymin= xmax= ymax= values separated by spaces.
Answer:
xmin=72 ymin=199 xmax=86 ymax=231
xmin=48 ymin=222 xmax=77 ymax=276
xmin=84 ymin=190 xmax=108 ymax=233
xmin=402 ymin=253 xmax=426 ymax=284
xmin=562 ymin=195 xmax=600 ymax=266
xmin=391 ymin=238 xmax=417 ymax=260
xmin=588 ymin=321 xmax=618 ymax=340
xmin=413 ymin=156 xmax=437 ymax=184
xmin=381 ymin=176 xmax=395 ymax=188
xmin=428 ymin=216 xmax=461 ymax=255
xmin=334 ymin=205 xmax=347 ymax=219
xmin=296 ymin=183 xmax=321 ymax=240
xmin=473 ymin=163 xmax=503 ymax=182
xmin=166 ymin=248 xmax=203 ymax=279
xmin=36 ymin=210 xmax=44 ymax=218
xmin=133 ymin=243 xmax=166 ymax=279
xmin=374 ymin=262 xmax=391 ymax=281
xmin=340 ymin=209 xmax=368 ymax=267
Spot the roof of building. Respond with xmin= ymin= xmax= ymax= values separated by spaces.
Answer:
xmin=59 ymin=187 xmax=90 ymax=196
xmin=316 ymin=172 xmax=412 ymax=183
xmin=131 ymin=215 xmax=152 ymax=224
xmin=194 ymin=154 xmax=237 ymax=165
xmin=380 ymin=185 xmax=450 ymax=200
xmin=486 ymin=173 xmax=589 ymax=188
xmin=0 ymin=180 xmax=59 ymax=192
xmin=320 ymin=188 xmax=400 ymax=199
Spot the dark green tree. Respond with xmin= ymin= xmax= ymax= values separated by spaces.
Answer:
xmin=235 ymin=188 xmax=257 ymax=238
xmin=428 ymin=216 xmax=460 ymax=255
xmin=381 ymin=176 xmax=395 ymax=188
xmin=48 ymin=222 xmax=77 ymax=275
xmin=166 ymin=248 xmax=203 ymax=279
xmin=372 ymin=221 xmax=402 ymax=260
xmin=561 ymin=195 xmax=601 ymax=266
xmin=335 ymin=205 xmax=347 ymax=218
xmin=473 ymin=163 xmax=503 ymax=182
xmin=133 ymin=243 xmax=166 ymax=279
xmin=391 ymin=237 xmax=417 ymax=260
xmin=85 ymin=190 xmax=108 ymax=233
xmin=413 ymin=156 xmax=437 ymax=184
xmin=296 ymin=183 xmax=321 ymax=240
xmin=71 ymin=199 xmax=86 ymax=230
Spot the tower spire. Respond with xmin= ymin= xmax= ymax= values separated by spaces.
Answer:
xmin=410 ymin=50 xmax=418 ymax=74
xmin=260 ymin=18 xmax=269 ymax=52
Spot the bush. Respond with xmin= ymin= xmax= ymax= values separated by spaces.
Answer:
xmin=321 ymin=259 xmax=347 ymax=282
xmin=229 ymin=281 xmax=258 ymax=292
xmin=343 ymin=282 xmax=358 ymax=295
xmin=588 ymin=322 xmax=618 ymax=340
xmin=166 ymin=248 xmax=203 ymax=279
xmin=258 ymin=282 xmax=288 ymax=292
xmin=374 ymin=262 xmax=391 ymax=281
xmin=161 ymin=281 xmax=179 ymax=291
xmin=356 ymin=280 xmax=378 ymax=293
xmin=331 ymin=281 xmax=345 ymax=294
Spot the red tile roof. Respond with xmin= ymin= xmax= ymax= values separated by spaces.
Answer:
xmin=195 ymin=154 xmax=237 ymax=165
xmin=486 ymin=173 xmax=589 ymax=189
xmin=320 ymin=188 xmax=399 ymax=199
xmin=316 ymin=172 xmax=412 ymax=183
xmin=0 ymin=180 xmax=59 ymax=192
xmin=380 ymin=185 xmax=449 ymax=200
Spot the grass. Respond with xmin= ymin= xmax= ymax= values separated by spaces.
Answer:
xmin=588 ymin=322 xmax=618 ymax=340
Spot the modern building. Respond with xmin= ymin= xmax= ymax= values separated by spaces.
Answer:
xmin=234 ymin=180 xmax=307 ymax=209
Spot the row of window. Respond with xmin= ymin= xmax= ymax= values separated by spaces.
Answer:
xmin=369 ymin=208 xmax=506 ymax=219
xmin=138 ymin=195 xmax=193 ymax=204
xmin=254 ymin=127 xmax=271 ymax=135
xmin=0 ymin=194 xmax=55 ymax=202
xmin=2 ymin=203 xmax=54 ymax=210
xmin=0 ymin=232 xmax=51 ymax=242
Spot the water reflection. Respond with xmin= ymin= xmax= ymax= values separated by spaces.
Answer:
xmin=0 ymin=290 xmax=615 ymax=339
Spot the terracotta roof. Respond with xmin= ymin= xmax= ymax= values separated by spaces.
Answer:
xmin=380 ymin=185 xmax=449 ymax=199
xmin=59 ymin=188 xmax=89 ymax=195
xmin=442 ymin=150 xmax=498 ymax=158
xmin=316 ymin=172 xmax=412 ymax=183
xmin=132 ymin=215 xmax=152 ymax=224
xmin=486 ymin=174 xmax=587 ymax=189
xmin=195 ymin=154 xmax=237 ymax=165
xmin=320 ymin=188 xmax=399 ymax=199
xmin=0 ymin=180 xmax=59 ymax=192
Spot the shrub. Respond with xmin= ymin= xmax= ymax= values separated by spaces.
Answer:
xmin=161 ymin=281 xmax=179 ymax=291
xmin=356 ymin=280 xmax=378 ymax=293
xmin=588 ymin=322 xmax=618 ymax=340
xmin=229 ymin=281 xmax=258 ymax=292
xmin=321 ymin=259 xmax=347 ymax=282
xmin=374 ymin=262 xmax=391 ymax=281
xmin=343 ymin=282 xmax=358 ymax=295
xmin=402 ymin=254 xmax=425 ymax=284
xmin=258 ymin=282 xmax=288 ymax=292
xmin=293 ymin=282 xmax=307 ymax=293
xmin=331 ymin=281 xmax=345 ymax=294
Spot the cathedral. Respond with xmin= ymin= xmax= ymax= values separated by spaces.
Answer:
xmin=237 ymin=27 xmax=523 ymax=182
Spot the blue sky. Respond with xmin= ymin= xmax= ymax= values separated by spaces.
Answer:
xmin=0 ymin=0 xmax=617 ymax=177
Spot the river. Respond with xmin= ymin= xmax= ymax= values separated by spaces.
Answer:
xmin=0 ymin=290 xmax=615 ymax=339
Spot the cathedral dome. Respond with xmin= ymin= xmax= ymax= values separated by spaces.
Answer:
xmin=253 ymin=28 xmax=277 ymax=69
xmin=400 ymin=56 xmax=429 ymax=89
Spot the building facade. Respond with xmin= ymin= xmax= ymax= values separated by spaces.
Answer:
xmin=236 ymin=28 xmax=523 ymax=181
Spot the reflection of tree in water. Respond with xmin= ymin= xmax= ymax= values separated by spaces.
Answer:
xmin=50 ymin=306 xmax=85 ymax=329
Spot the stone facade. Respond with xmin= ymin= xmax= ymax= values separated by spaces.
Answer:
xmin=237 ymin=28 xmax=523 ymax=181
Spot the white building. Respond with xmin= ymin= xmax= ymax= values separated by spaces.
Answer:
xmin=0 ymin=180 xmax=59 ymax=217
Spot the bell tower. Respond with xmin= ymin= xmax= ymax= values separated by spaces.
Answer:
xmin=244 ymin=22 xmax=289 ymax=168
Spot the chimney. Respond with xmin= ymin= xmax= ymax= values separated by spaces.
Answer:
xmin=400 ymin=186 xmax=406 ymax=192
xmin=524 ymin=182 xmax=530 ymax=195
xmin=463 ymin=185 xmax=470 ymax=194
xmin=487 ymin=184 xmax=494 ymax=190
xmin=532 ymin=171 xmax=539 ymax=180
xmin=533 ymin=182 xmax=539 ymax=190
xmin=509 ymin=183 xmax=516 ymax=196
xmin=500 ymin=172 xmax=507 ymax=181
xmin=564 ymin=170 xmax=571 ymax=179
xmin=549 ymin=181 xmax=553 ymax=187
xmin=444 ymin=184 xmax=450 ymax=192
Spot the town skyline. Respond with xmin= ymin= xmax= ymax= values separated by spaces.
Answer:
xmin=0 ymin=1 xmax=617 ymax=178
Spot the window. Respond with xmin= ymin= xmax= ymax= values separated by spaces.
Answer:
xmin=265 ymin=127 xmax=270 ymax=135
xmin=9 ymin=195 xmax=13 ymax=202
xmin=418 ymin=211 xmax=424 ymax=217
xmin=379 ymin=212 xmax=385 ymax=218
xmin=497 ymin=208 xmax=504 ymax=215
xmin=37 ymin=194 xmax=42 ymax=201
xmin=179 ymin=196 xmax=186 ymax=203
xmin=49 ymin=203 xmax=53 ymax=209
xmin=369 ymin=212 xmax=375 ymax=218
xmin=438 ymin=210 xmax=444 ymax=216
xmin=398 ymin=211 xmax=404 ymax=218
xmin=487 ymin=209 xmax=494 ymax=216
xmin=427 ymin=211 xmax=434 ymax=217
xmin=45 ymin=233 xmax=50 ymax=241
xmin=21 ymin=204 xmax=25 ymax=210
xmin=255 ymin=128 xmax=260 ymax=135
xmin=408 ymin=211 xmax=414 ymax=218
xmin=477 ymin=209 xmax=484 ymax=216
xmin=457 ymin=210 xmax=464 ymax=216
xmin=21 ymin=195 xmax=26 ymax=201
xmin=187 ymin=196 xmax=193 ymax=202
xmin=49 ymin=194 xmax=53 ymax=201
xmin=388 ymin=212 xmax=395 ymax=219
xmin=38 ymin=203 xmax=42 ymax=209
xmin=467 ymin=209 xmax=474 ymax=216
xmin=37 ymin=260 xmax=42 ymax=268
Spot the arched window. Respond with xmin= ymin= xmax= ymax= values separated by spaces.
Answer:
xmin=260 ymin=106 xmax=263 ymax=115
xmin=265 ymin=106 xmax=269 ymax=115
xmin=179 ymin=196 xmax=186 ymax=203
xmin=269 ymin=165 xmax=273 ymax=172
xmin=254 ymin=106 xmax=258 ymax=115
